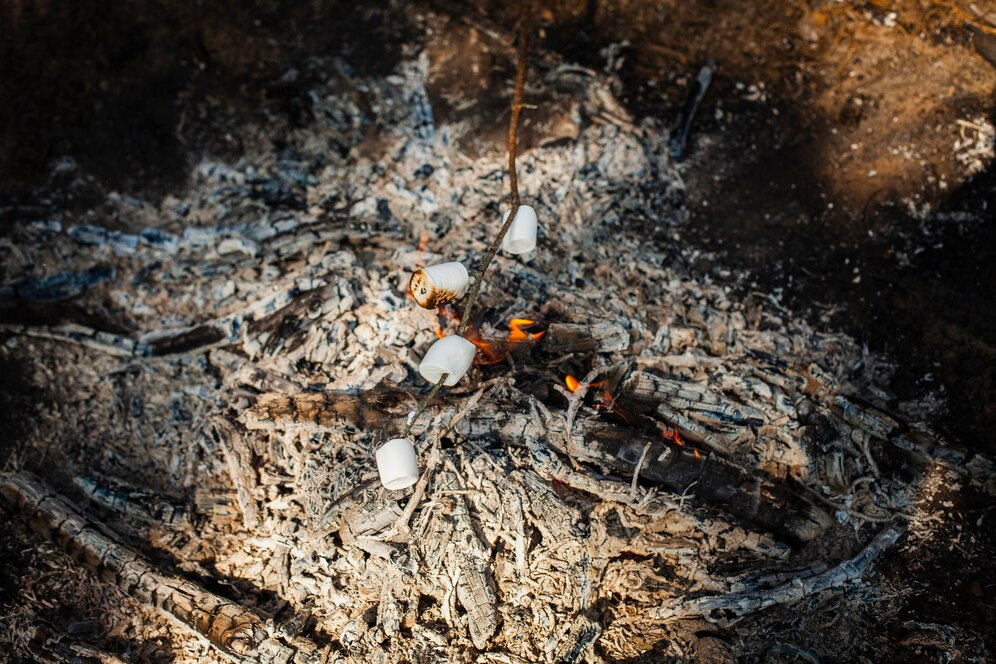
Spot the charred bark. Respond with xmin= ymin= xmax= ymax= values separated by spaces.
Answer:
xmin=0 ymin=472 xmax=333 ymax=664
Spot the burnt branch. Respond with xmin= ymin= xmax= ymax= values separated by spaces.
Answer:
xmin=0 ymin=472 xmax=331 ymax=663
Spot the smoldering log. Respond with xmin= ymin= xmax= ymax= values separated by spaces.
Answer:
xmin=243 ymin=388 xmax=828 ymax=542
xmin=617 ymin=370 xmax=763 ymax=456
xmin=0 ymin=472 xmax=333 ymax=664
xmin=542 ymin=321 xmax=630 ymax=353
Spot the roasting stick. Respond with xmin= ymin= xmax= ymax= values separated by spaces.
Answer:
xmin=404 ymin=0 xmax=538 ymax=437
xmin=455 ymin=0 xmax=536 ymax=337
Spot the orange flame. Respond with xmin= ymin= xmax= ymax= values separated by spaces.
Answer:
xmin=431 ymin=306 xmax=461 ymax=339
xmin=660 ymin=425 xmax=684 ymax=447
xmin=463 ymin=318 xmax=545 ymax=365
xmin=466 ymin=324 xmax=506 ymax=364
xmin=659 ymin=425 xmax=702 ymax=458
xmin=563 ymin=374 xmax=630 ymax=423
xmin=509 ymin=318 xmax=545 ymax=343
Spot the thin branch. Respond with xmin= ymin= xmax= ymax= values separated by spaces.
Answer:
xmin=456 ymin=0 xmax=537 ymax=336
xmin=402 ymin=374 xmax=448 ymax=438
xmin=404 ymin=1 xmax=537 ymax=437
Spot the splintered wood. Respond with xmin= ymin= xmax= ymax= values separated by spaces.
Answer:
xmin=0 ymin=27 xmax=990 ymax=663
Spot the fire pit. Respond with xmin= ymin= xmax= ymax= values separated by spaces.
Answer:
xmin=1 ymin=3 xmax=994 ymax=662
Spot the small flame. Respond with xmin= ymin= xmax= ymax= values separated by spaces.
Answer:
xmin=564 ymin=374 xmax=608 ymax=393
xmin=509 ymin=318 xmax=545 ymax=343
xmin=660 ymin=425 xmax=702 ymax=458
xmin=660 ymin=425 xmax=684 ymax=447
xmin=417 ymin=230 xmax=430 ymax=254
xmin=464 ymin=317 xmax=545 ymax=365
xmin=563 ymin=374 xmax=631 ymax=423
xmin=431 ymin=306 xmax=461 ymax=339
xmin=466 ymin=324 xmax=506 ymax=365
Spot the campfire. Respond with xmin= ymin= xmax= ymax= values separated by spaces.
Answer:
xmin=0 ymin=3 xmax=993 ymax=663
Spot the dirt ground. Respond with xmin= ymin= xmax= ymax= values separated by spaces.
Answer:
xmin=1 ymin=1 xmax=994 ymax=662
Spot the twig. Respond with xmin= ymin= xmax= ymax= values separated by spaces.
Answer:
xmin=456 ymin=0 xmax=537 ymax=338
xmin=630 ymin=442 xmax=652 ymax=499
xmin=404 ymin=1 xmax=537 ymax=436
xmin=563 ymin=367 xmax=601 ymax=452
xmin=402 ymin=374 xmax=448 ymax=438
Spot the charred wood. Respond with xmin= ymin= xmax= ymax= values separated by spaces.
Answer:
xmin=542 ymin=322 xmax=630 ymax=354
xmin=1 ymin=472 xmax=333 ymax=663
xmin=73 ymin=474 xmax=193 ymax=530
xmin=650 ymin=522 xmax=905 ymax=623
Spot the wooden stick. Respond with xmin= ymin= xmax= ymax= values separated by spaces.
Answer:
xmin=456 ymin=0 xmax=538 ymax=338
xmin=405 ymin=0 xmax=537 ymax=437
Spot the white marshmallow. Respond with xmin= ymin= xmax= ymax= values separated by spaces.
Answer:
xmin=501 ymin=205 xmax=538 ymax=255
xmin=409 ymin=261 xmax=470 ymax=309
xmin=375 ymin=438 xmax=419 ymax=490
xmin=418 ymin=335 xmax=477 ymax=386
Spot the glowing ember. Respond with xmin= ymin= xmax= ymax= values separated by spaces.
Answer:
xmin=565 ymin=374 xmax=580 ymax=392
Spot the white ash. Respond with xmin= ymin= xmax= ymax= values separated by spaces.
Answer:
xmin=0 ymin=37 xmax=987 ymax=664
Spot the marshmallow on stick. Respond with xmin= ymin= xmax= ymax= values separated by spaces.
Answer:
xmin=410 ymin=262 xmax=469 ymax=309
xmin=375 ymin=438 xmax=419 ymax=490
xmin=501 ymin=205 xmax=538 ymax=255
xmin=418 ymin=335 xmax=476 ymax=386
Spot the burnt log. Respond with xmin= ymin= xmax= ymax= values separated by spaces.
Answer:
xmin=242 ymin=387 xmax=417 ymax=435
xmin=650 ymin=522 xmax=905 ymax=623
xmin=242 ymin=387 xmax=829 ymax=542
xmin=0 ymin=472 xmax=333 ymax=664
xmin=73 ymin=474 xmax=193 ymax=529
xmin=563 ymin=420 xmax=830 ymax=543
xmin=542 ymin=321 xmax=630 ymax=354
